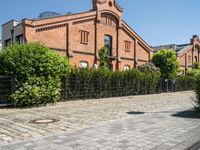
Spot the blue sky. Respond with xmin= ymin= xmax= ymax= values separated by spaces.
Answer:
xmin=1 ymin=0 xmax=200 ymax=46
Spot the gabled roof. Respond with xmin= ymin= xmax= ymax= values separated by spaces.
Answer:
xmin=153 ymin=43 xmax=190 ymax=53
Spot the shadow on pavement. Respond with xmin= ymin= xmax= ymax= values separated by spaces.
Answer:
xmin=172 ymin=109 xmax=200 ymax=119
xmin=127 ymin=111 xmax=145 ymax=115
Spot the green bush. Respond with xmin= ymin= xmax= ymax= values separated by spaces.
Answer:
xmin=0 ymin=43 xmax=70 ymax=106
xmin=175 ymin=76 xmax=195 ymax=91
xmin=194 ymin=62 xmax=200 ymax=69
xmin=137 ymin=63 xmax=161 ymax=94
xmin=11 ymin=76 xmax=61 ymax=106
xmin=63 ymin=67 xmax=162 ymax=100
xmin=137 ymin=62 xmax=160 ymax=74
xmin=0 ymin=43 xmax=70 ymax=81
xmin=186 ymin=69 xmax=200 ymax=77
xmin=152 ymin=49 xmax=179 ymax=79
xmin=194 ymin=73 xmax=200 ymax=111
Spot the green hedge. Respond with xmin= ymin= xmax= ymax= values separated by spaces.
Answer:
xmin=63 ymin=68 xmax=163 ymax=100
xmin=62 ymin=68 xmax=195 ymax=101
xmin=175 ymin=76 xmax=195 ymax=91
xmin=194 ymin=74 xmax=200 ymax=111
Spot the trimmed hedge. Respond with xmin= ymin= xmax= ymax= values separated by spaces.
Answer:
xmin=194 ymin=73 xmax=200 ymax=111
xmin=63 ymin=68 xmax=161 ymax=100
xmin=62 ymin=67 xmax=195 ymax=101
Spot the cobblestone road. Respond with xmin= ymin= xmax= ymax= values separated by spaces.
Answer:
xmin=0 ymin=91 xmax=199 ymax=149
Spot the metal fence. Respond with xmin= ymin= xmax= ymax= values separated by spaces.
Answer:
xmin=62 ymin=77 xmax=195 ymax=101
xmin=0 ymin=76 xmax=15 ymax=106
xmin=0 ymin=76 xmax=194 ymax=106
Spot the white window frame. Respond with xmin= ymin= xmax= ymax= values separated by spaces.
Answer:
xmin=124 ymin=65 xmax=130 ymax=71
xmin=80 ymin=61 xmax=88 ymax=68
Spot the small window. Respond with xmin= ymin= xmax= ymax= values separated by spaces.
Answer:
xmin=15 ymin=34 xmax=24 ymax=45
xmin=125 ymin=41 xmax=131 ymax=51
xmin=80 ymin=61 xmax=88 ymax=68
xmin=5 ymin=39 xmax=11 ymax=47
xmin=124 ymin=65 xmax=130 ymax=71
xmin=80 ymin=30 xmax=89 ymax=44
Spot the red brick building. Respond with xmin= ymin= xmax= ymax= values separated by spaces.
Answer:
xmin=153 ymin=35 xmax=200 ymax=74
xmin=2 ymin=0 xmax=153 ymax=71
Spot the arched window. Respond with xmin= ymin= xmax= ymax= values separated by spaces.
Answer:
xmin=124 ymin=65 xmax=130 ymax=71
xmin=80 ymin=61 xmax=88 ymax=68
xmin=104 ymin=35 xmax=112 ymax=56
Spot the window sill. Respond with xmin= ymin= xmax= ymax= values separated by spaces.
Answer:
xmin=80 ymin=41 xmax=88 ymax=45
xmin=125 ymin=49 xmax=130 ymax=52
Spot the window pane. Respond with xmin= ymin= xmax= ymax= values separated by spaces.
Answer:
xmin=124 ymin=65 xmax=130 ymax=71
xmin=104 ymin=35 xmax=112 ymax=56
xmin=80 ymin=61 xmax=88 ymax=68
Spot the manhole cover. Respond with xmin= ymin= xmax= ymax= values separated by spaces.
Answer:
xmin=30 ymin=119 xmax=59 ymax=124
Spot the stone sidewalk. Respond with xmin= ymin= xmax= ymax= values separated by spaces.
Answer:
xmin=0 ymin=91 xmax=199 ymax=149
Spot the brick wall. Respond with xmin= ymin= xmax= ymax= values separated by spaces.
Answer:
xmin=23 ymin=0 xmax=152 ymax=71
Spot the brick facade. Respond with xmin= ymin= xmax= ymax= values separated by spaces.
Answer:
xmin=153 ymin=35 xmax=200 ymax=75
xmin=178 ymin=35 xmax=200 ymax=74
xmin=2 ymin=0 xmax=153 ymax=71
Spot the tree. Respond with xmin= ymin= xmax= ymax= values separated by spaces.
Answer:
xmin=152 ymin=49 xmax=179 ymax=79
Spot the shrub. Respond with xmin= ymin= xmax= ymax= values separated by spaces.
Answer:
xmin=137 ymin=62 xmax=160 ymax=74
xmin=194 ymin=62 xmax=200 ymax=69
xmin=137 ymin=63 xmax=161 ymax=94
xmin=152 ymin=49 xmax=179 ymax=79
xmin=194 ymin=73 xmax=200 ymax=112
xmin=63 ymin=67 xmax=163 ymax=100
xmin=176 ymin=76 xmax=195 ymax=91
xmin=186 ymin=69 xmax=200 ymax=77
xmin=11 ymin=76 xmax=61 ymax=106
xmin=0 ymin=43 xmax=70 ymax=106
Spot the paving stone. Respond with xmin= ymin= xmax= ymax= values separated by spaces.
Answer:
xmin=0 ymin=92 xmax=200 ymax=150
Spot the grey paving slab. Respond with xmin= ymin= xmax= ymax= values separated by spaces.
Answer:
xmin=0 ymin=91 xmax=200 ymax=149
